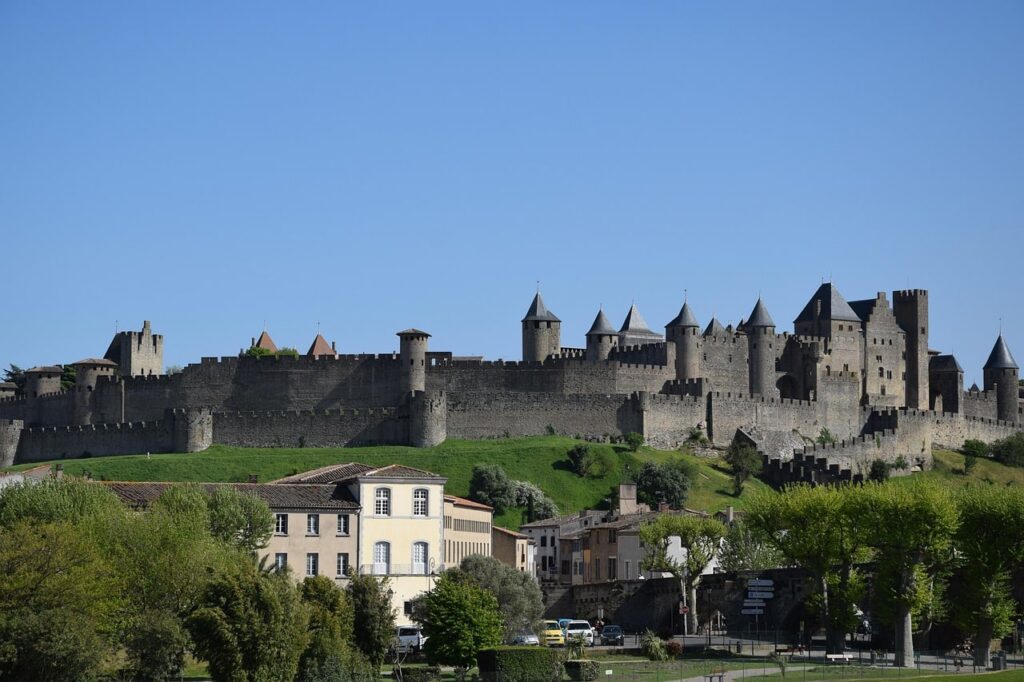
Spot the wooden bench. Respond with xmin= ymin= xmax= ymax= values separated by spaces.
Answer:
xmin=826 ymin=653 xmax=853 ymax=664
xmin=704 ymin=668 xmax=727 ymax=682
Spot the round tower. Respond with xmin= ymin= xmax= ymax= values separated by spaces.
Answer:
xmin=71 ymin=358 xmax=119 ymax=425
xmin=397 ymin=329 xmax=430 ymax=394
xmin=0 ymin=419 xmax=24 ymax=468
xmin=521 ymin=293 xmax=561 ymax=362
xmin=23 ymin=366 xmax=64 ymax=426
xmin=666 ymin=301 xmax=701 ymax=382
xmin=745 ymin=298 xmax=778 ymax=397
xmin=585 ymin=309 xmax=618 ymax=362
xmin=983 ymin=335 xmax=1019 ymax=423
xmin=409 ymin=390 xmax=447 ymax=448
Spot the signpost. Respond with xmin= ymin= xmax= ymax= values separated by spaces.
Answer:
xmin=745 ymin=577 xmax=775 ymax=640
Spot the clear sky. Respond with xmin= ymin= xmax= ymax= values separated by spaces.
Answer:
xmin=1 ymin=2 xmax=1021 ymax=386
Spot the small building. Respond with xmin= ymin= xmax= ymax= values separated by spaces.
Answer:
xmin=521 ymin=510 xmax=605 ymax=583
xmin=443 ymin=494 xmax=493 ymax=569
xmin=492 ymin=525 xmax=536 ymax=576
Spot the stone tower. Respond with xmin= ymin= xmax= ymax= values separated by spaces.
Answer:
xmin=521 ymin=293 xmax=561 ymax=362
xmin=71 ymin=358 xmax=119 ymax=425
xmin=23 ymin=366 xmax=63 ymax=426
xmin=666 ymin=301 xmax=700 ymax=382
xmin=746 ymin=298 xmax=778 ymax=397
xmin=983 ymin=335 xmax=1019 ymax=423
xmin=104 ymin=321 xmax=164 ymax=376
xmin=397 ymin=329 xmax=430 ymax=394
xmin=928 ymin=355 xmax=963 ymax=413
xmin=585 ymin=309 xmax=618 ymax=362
xmin=893 ymin=290 xmax=929 ymax=410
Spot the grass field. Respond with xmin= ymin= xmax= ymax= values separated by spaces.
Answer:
xmin=3 ymin=437 xmax=771 ymax=528
xmin=914 ymin=449 xmax=1024 ymax=488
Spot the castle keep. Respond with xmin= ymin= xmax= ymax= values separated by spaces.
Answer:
xmin=1 ymin=284 xmax=1021 ymax=483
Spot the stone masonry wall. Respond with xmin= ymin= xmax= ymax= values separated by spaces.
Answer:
xmin=445 ymin=392 xmax=639 ymax=440
xmin=212 ymin=408 xmax=406 ymax=448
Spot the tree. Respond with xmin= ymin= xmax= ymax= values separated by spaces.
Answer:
xmin=639 ymin=515 xmax=726 ymax=634
xmin=297 ymin=576 xmax=371 ymax=682
xmin=624 ymin=432 xmax=644 ymax=452
xmin=124 ymin=609 xmax=191 ymax=682
xmin=0 ymin=476 xmax=125 ymax=528
xmin=187 ymin=563 xmax=309 ymax=682
xmin=346 ymin=573 xmax=396 ymax=672
xmin=453 ymin=555 xmax=544 ymax=641
xmin=632 ymin=460 xmax=694 ymax=509
xmin=718 ymin=520 xmax=784 ymax=573
xmin=747 ymin=485 xmax=870 ymax=654
xmin=469 ymin=464 xmax=515 ymax=513
xmin=867 ymin=459 xmax=891 ymax=482
xmin=567 ymin=444 xmax=594 ymax=477
xmin=1 ymin=363 xmax=25 ymax=395
xmin=724 ymin=441 xmax=762 ymax=496
xmin=59 ymin=364 xmax=76 ymax=392
xmin=276 ymin=347 xmax=301 ymax=358
xmin=417 ymin=573 xmax=502 ymax=677
xmin=991 ymin=433 xmax=1024 ymax=467
xmin=244 ymin=345 xmax=274 ymax=357
xmin=208 ymin=486 xmax=275 ymax=554
xmin=859 ymin=479 xmax=958 ymax=666
xmin=952 ymin=486 xmax=1024 ymax=666
xmin=961 ymin=440 xmax=988 ymax=459
xmin=0 ymin=521 xmax=119 ymax=682
xmin=513 ymin=481 xmax=558 ymax=522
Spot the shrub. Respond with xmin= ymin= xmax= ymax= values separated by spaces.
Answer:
xmin=624 ymin=432 xmax=644 ymax=452
xmin=567 ymin=445 xmax=612 ymax=479
xmin=469 ymin=465 xmax=515 ymax=513
xmin=962 ymin=439 xmax=989 ymax=459
xmin=639 ymin=630 xmax=668 ymax=661
xmin=476 ymin=647 xmax=562 ymax=682
xmin=632 ymin=460 xmax=695 ymax=509
xmin=816 ymin=428 xmax=836 ymax=445
xmin=964 ymin=455 xmax=978 ymax=476
xmin=724 ymin=440 xmax=762 ymax=496
xmin=665 ymin=640 xmax=684 ymax=658
xmin=991 ymin=433 xmax=1024 ymax=467
xmin=893 ymin=455 xmax=909 ymax=470
xmin=867 ymin=459 xmax=891 ymax=482
xmin=396 ymin=666 xmax=441 ymax=682
xmin=564 ymin=659 xmax=599 ymax=681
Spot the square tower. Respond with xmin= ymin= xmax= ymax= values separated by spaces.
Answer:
xmin=893 ymin=290 xmax=929 ymax=410
xmin=104 ymin=320 xmax=164 ymax=376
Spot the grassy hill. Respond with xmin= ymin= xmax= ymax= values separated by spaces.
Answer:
xmin=914 ymin=448 xmax=1024 ymax=487
xmin=3 ymin=437 xmax=771 ymax=528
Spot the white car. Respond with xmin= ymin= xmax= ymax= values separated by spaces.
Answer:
xmin=394 ymin=625 xmax=427 ymax=653
xmin=564 ymin=620 xmax=595 ymax=646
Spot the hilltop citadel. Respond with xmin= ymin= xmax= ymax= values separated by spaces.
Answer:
xmin=1 ymin=284 xmax=1021 ymax=483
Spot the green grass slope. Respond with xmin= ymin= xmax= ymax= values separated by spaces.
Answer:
xmin=913 ymin=448 xmax=1024 ymax=488
xmin=4 ymin=437 xmax=771 ymax=528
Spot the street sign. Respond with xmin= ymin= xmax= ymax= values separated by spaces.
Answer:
xmin=680 ymin=605 xmax=689 ymax=614
xmin=749 ymin=579 xmax=774 ymax=587
xmin=748 ymin=591 xmax=774 ymax=599
xmin=743 ymin=600 xmax=765 ymax=607
xmin=741 ymin=608 xmax=764 ymax=615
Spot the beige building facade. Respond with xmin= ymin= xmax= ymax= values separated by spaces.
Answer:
xmin=492 ymin=525 xmax=536 ymax=576
xmin=443 ymin=494 xmax=493 ymax=568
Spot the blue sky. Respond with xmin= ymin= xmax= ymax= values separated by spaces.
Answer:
xmin=1 ymin=2 xmax=1021 ymax=386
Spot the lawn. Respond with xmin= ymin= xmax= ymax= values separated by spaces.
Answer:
xmin=913 ymin=449 xmax=1024 ymax=488
xmin=3 ymin=437 xmax=771 ymax=528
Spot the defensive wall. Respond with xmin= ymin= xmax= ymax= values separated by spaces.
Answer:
xmin=213 ymin=407 xmax=405 ymax=448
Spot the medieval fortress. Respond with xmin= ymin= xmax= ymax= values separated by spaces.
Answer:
xmin=1 ymin=285 xmax=1021 ymax=484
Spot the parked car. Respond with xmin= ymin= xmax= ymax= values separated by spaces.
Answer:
xmin=558 ymin=618 xmax=572 ymax=632
xmin=541 ymin=620 xmax=565 ymax=647
xmin=511 ymin=632 xmax=540 ymax=646
xmin=564 ymin=620 xmax=595 ymax=646
xmin=600 ymin=624 xmax=625 ymax=646
xmin=394 ymin=625 xmax=427 ymax=653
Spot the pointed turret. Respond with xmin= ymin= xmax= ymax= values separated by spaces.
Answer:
xmin=746 ymin=298 xmax=777 ymax=396
xmin=252 ymin=330 xmax=278 ymax=353
xmin=983 ymin=334 xmax=1019 ymax=423
xmin=666 ymin=301 xmax=701 ymax=382
xmin=585 ymin=309 xmax=618 ymax=362
xmin=666 ymin=302 xmax=699 ymax=329
xmin=307 ymin=334 xmax=336 ymax=358
xmin=618 ymin=304 xmax=663 ymax=347
xmin=703 ymin=317 xmax=726 ymax=337
xmin=522 ymin=292 xmax=561 ymax=362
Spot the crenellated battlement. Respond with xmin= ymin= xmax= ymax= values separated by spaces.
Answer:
xmin=215 ymin=406 xmax=398 ymax=420
xmin=709 ymin=391 xmax=814 ymax=408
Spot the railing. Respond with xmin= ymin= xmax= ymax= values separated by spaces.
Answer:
xmin=358 ymin=563 xmax=433 ymax=576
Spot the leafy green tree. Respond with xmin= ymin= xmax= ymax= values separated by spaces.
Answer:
xmin=0 ymin=476 xmax=124 ymax=528
xmin=469 ymin=464 xmax=515 ymax=513
xmin=1 ymin=363 xmax=25 ymax=394
xmin=417 ymin=573 xmax=502 ymax=677
xmin=0 ymin=521 xmax=119 ymax=682
xmin=963 ymin=453 xmax=979 ymax=475
xmin=747 ymin=485 xmax=870 ymax=654
xmin=276 ymin=347 xmax=301 ymax=358
xmin=244 ymin=345 xmax=274 ymax=357
xmin=60 ymin=364 xmax=76 ymax=392
xmin=867 ymin=459 xmax=891 ymax=482
xmin=718 ymin=520 xmax=784 ymax=573
xmin=624 ymin=432 xmax=644 ymax=452
xmin=453 ymin=555 xmax=544 ymax=641
xmin=297 ymin=576 xmax=371 ymax=682
xmin=724 ymin=441 xmax=762 ymax=495
xmin=124 ymin=609 xmax=191 ymax=682
xmin=208 ymin=486 xmax=275 ymax=554
xmin=346 ymin=573 xmax=396 ymax=673
xmin=632 ymin=459 xmax=694 ymax=509
xmin=859 ymin=479 xmax=958 ymax=666
xmin=991 ymin=433 xmax=1024 ymax=467
xmin=513 ymin=480 xmax=558 ymax=522
xmin=567 ymin=444 xmax=594 ymax=477
xmin=639 ymin=515 xmax=726 ymax=634
xmin=953 ymin=486 xmax=1024 ymax=666
xmin=187 ymin=563 xmax=309 ymax=682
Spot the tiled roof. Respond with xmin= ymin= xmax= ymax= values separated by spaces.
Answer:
xmin=71 ymin=358 xmax=119 ymax=367
xmin=102 ymin=481 xmax=359 ymax=511
xmin=306 ymin=334 xmax=336 ymax=357
xmin=703 ymin=317 xmax=726 ymax=337
xmin=794 ymin=284 xmax=861 ymax=324
xmin=666 ymin=302 xmax=699 ymax=328
xmin=984 ymin=335 xmax=1018 ymax=370
xmin=254 ymin=331 xmax=278 ymax=352
xmin=25 ymin=366 xmax=63 ymax=374
xmin=929 ymin=354 xmax=963 ymax=373
xmin=360 ymin=464 xmax=444 ymax=480
xmin=746 ymin=298 xmax=775 ymax=328
xmin=445 ymin=494 xmax=493 ymax=511
xmin=273 ymin=462 xmax=444 ymax=484
xmin=586 ymin=309 xmax=616 ymax=335
xmin=492 ymin=526 xmax=528 ymax=538
xmin=522 ymin=293 xmax=560 ymax=323
xmin=396 ymin=329 xmax=431 ymax=337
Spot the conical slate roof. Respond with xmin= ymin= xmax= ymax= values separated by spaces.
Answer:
xmin=666 ymin=302 xmax=699 ymax=328
xmin=746 ymin=299 xmax=775 ymax=328
xmin=522 ymin=293 xmax=560 ymax=322
xmin=969 ymin=382 xmax=980 ymax=392
xmin=586 ymin=309 xmax=616 ymax=336
xmin=794 ymin=283 xmax=861 ymax=324
xmin=619 ymin=304 xmax=653 ymax=333
xmin=984 ymin=335 xmax=1018 ymax=370
xmin=306 ymin=334 xmax=336 ymax=357
xmin=703 ymin=317 xmax=726 ymax=337
xmin=254 ymin=331 xmax=278 ymax=353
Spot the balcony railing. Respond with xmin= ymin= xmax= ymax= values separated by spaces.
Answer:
xmin=358 ymin=563 xmax=435 ymax=576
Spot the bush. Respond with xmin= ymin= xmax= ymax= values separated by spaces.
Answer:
xmin=639 ymin=630 xmax=668 ymax=661
xmin=396 ymin=666 xmax=441 ymax=682
xmin=724 ymin=440 xmax=762 ymax=496
xmin=564 ymin=659 xmax=599 ymax=681
xmin=665 ymin=640 xmax=684 ymax=658
xmin=867 ymin=459 xmax=891 ymax=482
xmin=476 ymin=647 xmax=562 ymax=682
xmin=964 ymin=455 xmax=978 ymax=475
xmin=992 ymin=433 xmax=1024 ymax=467
xmin=962 ymin=439 xmax=989 ymax=459
xmin=469 ymin=465 xmax=515 ymax=513
xmin=632 ymin=460 xmax=695 ymax=509
xmin=567 ymin=445 xmax=612 ymax=479
xmin=624 ymin=432 xmax=644 ymax=452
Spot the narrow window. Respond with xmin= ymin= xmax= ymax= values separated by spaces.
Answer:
xmin=413 ymin=488 xmax=429 ymax=517
xmin=337 ymin=553 xmax=349 ymax=577
xmin=274 ymin=553 xmax=287 ymax=571
xmin=375 ymin=488 xmax=391 ymax=516
xmin=337 ymin=514 xmax=350 ymax=535
xmin=275 ymin=513 xmax=288 ymax=535
xmin=373 ymin=541 xmax=390 ymax=575
xmin=413 ymin=542 xmax=428 ymax=574
xmin=307 ymin=514 xmax=320 ymax=536
xmin=306 ymin=553 xmax=319 ymax=577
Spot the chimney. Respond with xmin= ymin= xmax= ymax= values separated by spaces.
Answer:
xmin=331 ymin=341 xmax=336 ymax=351
xmin=248 ymin=474 xmax=258 ymax=484
xmin=618 ymin=483 xmax=638 ymax=516
xmin=251 ymin=337 xmax=256 ymax=347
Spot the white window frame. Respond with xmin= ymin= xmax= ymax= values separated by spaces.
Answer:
xmin=337 ymin=552 xmax=349 ymax=577
xmin=275 ymin=513 xmax=288 ymax=535
xmin=373 ymin=541 xmax=391 ymax=575
xmin=412 ymin=541 xmax=428 ymax=575
xmin=413 ymin=488 xmax=429 ymax=517
xmin=307 ymin=513 xmax=320 ymax=536
xmin=306 ymin=553 xmax=319 ymax=577
xmin=337 ymin=513 xmax=350 ymax=536
xmin=274 ymin=553 xmax=287 ymax=571
xmin=375 ymin=488 xmax=391 ymax=517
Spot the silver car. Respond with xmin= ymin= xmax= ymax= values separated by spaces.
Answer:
xmin=511 ymin=632 xmax=540 ymax=646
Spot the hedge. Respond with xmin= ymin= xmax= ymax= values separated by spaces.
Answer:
xmin=565 ymin=659 xmax=599 ymax=681
xmin=477 ymin=646 xmax=562 ymax=682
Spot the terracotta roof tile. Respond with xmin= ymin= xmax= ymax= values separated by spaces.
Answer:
xmin=306 ymin=334 xmax=336 ymax=357
xmin=445 ymin=494 xmax=493 ymax=511
xmin=102 ymin=481 xmax=359 ymax=511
